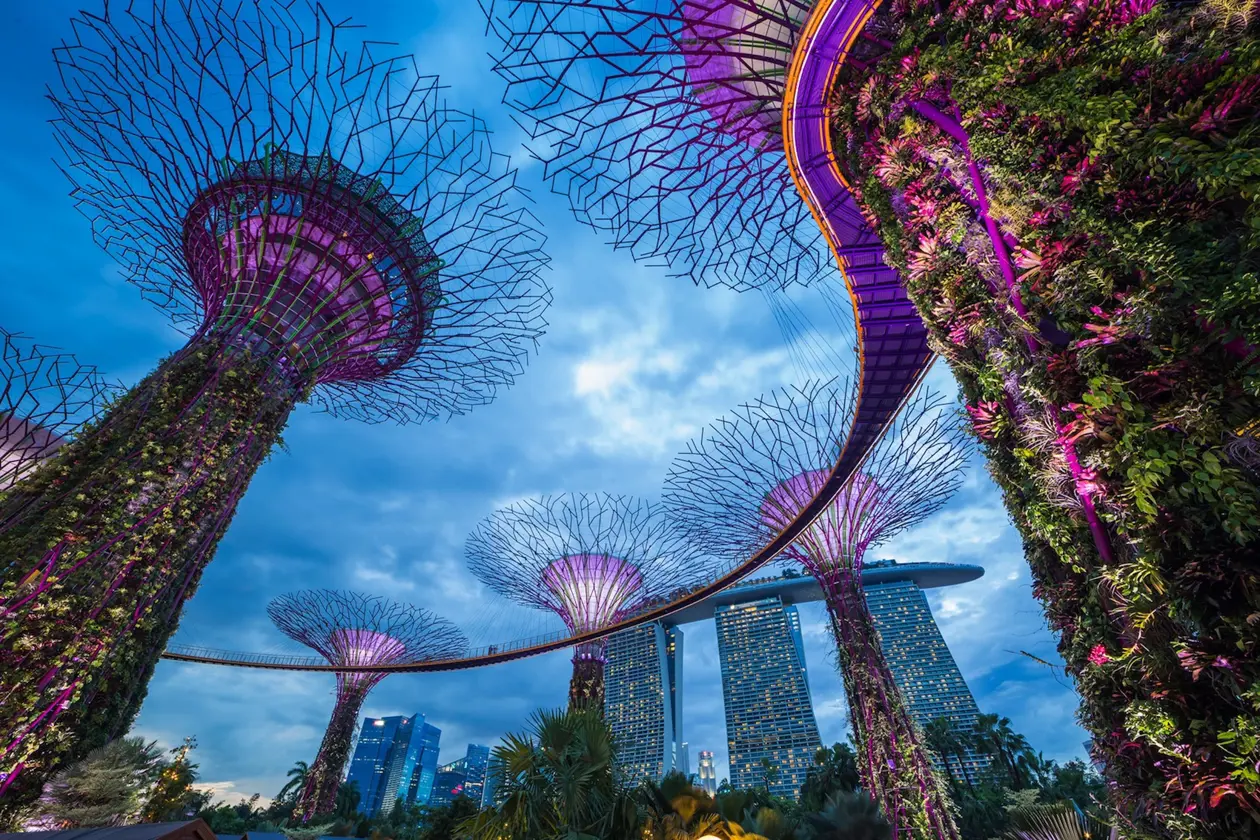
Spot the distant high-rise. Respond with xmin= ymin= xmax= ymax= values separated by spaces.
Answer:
xmin=428 ymin=758 xmax=469 ymax=808
xmin=865 ymin=579 xmax=989 ymax=783
xmin=715 ymin=596 xmax=821 ymax=799
xmin=346 ymin=715 xmax=426 ymax=817
xmin=678 ymin=742 xmax=690 ymax=778
xmin=407 ymin=722 xmax=442 ymax=805
xmin=697 ymin=750 xmax=717 ymax=796
xmin=604 ymin=622 xmax=683 ymax=784
xmin=463 ymin=744 xmax=492 ymax=806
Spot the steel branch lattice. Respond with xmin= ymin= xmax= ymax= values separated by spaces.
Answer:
xmin=662 ymin=377 xmax=969 ymax=565
xmin=0 ymin=330 xmax=114 ymax=492
xmin=465 ymin=494 xmax=703 ymax=631
xmin=483 ymin=0 xmax=834 ymax=292
xmin=52 ymin=0 xmax=552 ymax=423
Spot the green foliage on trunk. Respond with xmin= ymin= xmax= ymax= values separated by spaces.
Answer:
xmin=830 ymin=3 xmax=1260 ymax=835
xmin=0 ymin=337 xmax=296 ymax=822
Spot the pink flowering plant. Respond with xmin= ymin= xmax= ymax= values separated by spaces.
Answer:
xmin=831 ymin=1 xmax=1260 ymax=837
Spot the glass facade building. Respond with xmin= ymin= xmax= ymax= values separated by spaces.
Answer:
xmin=427 ymin=758 xmax=469 ymax=808
xmin=345 ymin=715 xmax=431 ymax=816
xmin=463 ymin=744 xmax=491 ymax=806
xmin=714 ymin=596 xmax=821 ymax=799
xmin=604 ymin=621 xmax=683 ymax=784
xmin=407 ymin=722 xmax=442 ymax=806
xmin=865 ymin=579 xmax=988 ymax=783
xmin=697 ymin=750 xmax=717 ymax=796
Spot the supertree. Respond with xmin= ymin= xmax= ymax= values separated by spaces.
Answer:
xmin=664 ymin=377 xmax=968 ymax=839
xmin=0 ymin=0 xmax=548 ymax=813
xmin=480 ymin=0 xmax=840 ymax=293
xmin=268 ymin=590 xmax=468 ymax=821
xmin=0 ymin=329 xmax=113 ymax=492
xmin=465 ymin=494 xmax=699 ymax=709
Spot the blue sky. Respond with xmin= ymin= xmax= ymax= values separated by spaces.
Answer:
xmin=0 ymin=0 xmax=1087 ymax=801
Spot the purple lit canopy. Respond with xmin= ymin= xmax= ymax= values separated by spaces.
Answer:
xmin=268 ymin=589 xmax=468 ymax=691
xmin=52 ymin=0 xmax=552 ymax=422
xmin=0 ymin=329 xmax=113 ymax=491
xmin=665 ymin=377 xmax=969 ymax=577
xmin=465 ymin=494 xmax=703 ymax=637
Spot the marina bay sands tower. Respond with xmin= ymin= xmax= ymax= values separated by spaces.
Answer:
xmin=604 ymin=561 xmax=986 ymax=793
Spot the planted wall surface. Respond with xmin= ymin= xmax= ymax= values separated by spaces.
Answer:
xmin=0 ymin=339 xmax=293 ymax=816
xmin=831 ymin=2 xmax=1260 ymax=836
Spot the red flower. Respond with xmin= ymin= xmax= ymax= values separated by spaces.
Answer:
xmin=1088 ymin=644 xmax=1110 ymax=666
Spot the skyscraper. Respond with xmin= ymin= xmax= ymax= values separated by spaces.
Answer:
xmin=428 ymin=758 xmax=469 ymax=808
xmin=407 ymin=722 xmax=442 ymax=805
xmin=603 ymin=621 xmax=683 ymax=784
xmin=345 ymin=715 xmax=425 ymax=817
xmin=678 ymin=742 xmax=690 ymax=778
xmin=865 ymin=578 xmax=989 ymax=783
xmin=463 ymin=744 xmax=492 ymax=806
xmin=697 ymin=750 xmax=717 ymax=796
xmin=714 ymin=597 xmax=821 ymax=799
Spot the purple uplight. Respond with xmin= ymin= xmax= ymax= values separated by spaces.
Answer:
xmin=678 ymin=0 xmax=809 ymax=152
xmin=761 ymin=469 xmax=883 ymax=575
xmin=328 ymin=628 xmax=410 ymax=691
xmin=181 ymin=152 xmax=435 ymax=386
xmin=542 ymin=553 xmax=646 ymax=634
xmin=0 ymin=416 xmax=65 ymax=492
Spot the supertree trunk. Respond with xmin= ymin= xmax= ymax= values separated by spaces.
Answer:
xmin=569 ymin=641 xmax=606 ymax=711
xmin=830 ymin=3 xmax=1260 ymax=835
xmin=818 ymin=564 xmax=957 ymax=840
xmin=296 ymin=683 xmax=371 ymax=822
xmin=0 ymin=335 xmax=293 ymax=814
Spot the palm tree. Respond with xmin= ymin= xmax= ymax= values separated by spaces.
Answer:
xmin=973 ymin=714 xmax=1031 ymax=789
xmin=640 ymin=772 xmax=726 ymax=840
xmin=923 ymin=718 xmax=969 ymax=790
xmin=460 ymin=706 xmax=638 ymax=840
xmin=799 ymin=744 xmax=861 ymax=811
xmin=800 ymin=792 xmax=892 ymax=840
xmin=1000 ymin=800 xmax=1110 ymax=839
xmin=276 ymin=760 xmax=309 ymax=803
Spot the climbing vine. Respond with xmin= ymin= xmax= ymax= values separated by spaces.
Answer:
xmin=831 ymin=2 xmax=1260 ymax=837
xmin=0 ymin=337 xmax=298 ymax=823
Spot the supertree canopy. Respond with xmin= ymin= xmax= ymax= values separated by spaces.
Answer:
xmin=0 ymin=0 xmax=548 ymax=814
xmin=0 ymin=330 xmax=113 ymax=492
xmin=481 ymin=0 xmax=839 ymax=291
xmin=268 ymin=590 xmax=467 ymax=821
xmin=817 ymin=2 xmax=1260 ymax=836
xmin=665 ymin=377 xmax=968 ymax=840
xmin=465 ymin=493 xmax=699 ymax=708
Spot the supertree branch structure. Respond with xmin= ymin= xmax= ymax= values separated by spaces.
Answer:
xmin=481 ymin=0 xmax=836 ymax=292
xmin=805 ymin=1 xmax=1260 ymax=834
xmin=664 ymin=378 xmax=968 ymax=840
xmin=0 ymin=330 xmax=113 ymax=492
xmin=0 ymin=0 xmax=548 ymax=814
xmin=465 ymin=493 xmax=701 ymax=708
xmin=268 ymin=590 xmax=467 ymax=821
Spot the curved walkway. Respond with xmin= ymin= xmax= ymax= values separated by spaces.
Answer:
xmin=160 ymin=0 xmax=933 ymax=674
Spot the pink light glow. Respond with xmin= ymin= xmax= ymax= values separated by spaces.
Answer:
xmin=541 ymin=553 xmax=645 ymax=633
xmin=679 ymin=0 xmax=809 ymax=152
xmin=760 ymin=469 xmax=883 ymax=573
xmin=0 ymin=415 xmax=65 ymax=491
xmin=328 ymin=628 xmax=408 ymax=667
xmin=218 ymin=213 xmax=394 ymax=348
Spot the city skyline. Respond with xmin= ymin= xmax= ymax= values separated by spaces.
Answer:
xmin=2 ymin=0 xmax=1092 ymax=805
